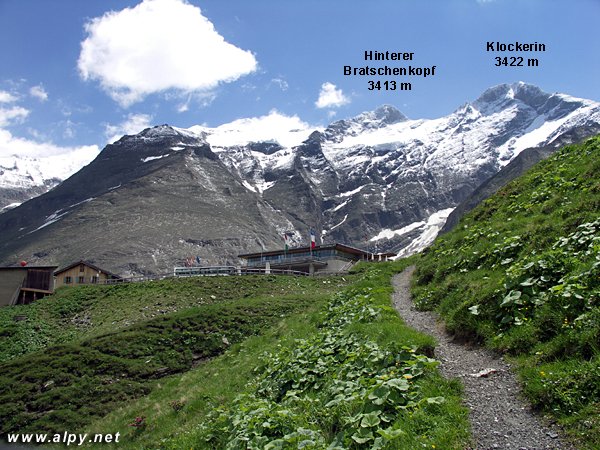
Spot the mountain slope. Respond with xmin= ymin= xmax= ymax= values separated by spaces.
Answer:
xmin=0 ymin=127 xmax=295 ymax=275
xmin=412 ymin=135 xmax=600 ymax=448
xmin=0 ymin=83 xmax=599 ymax=275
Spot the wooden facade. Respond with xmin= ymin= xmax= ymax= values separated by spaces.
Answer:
xmin=54 ymin=261 xmax=121 ymax=288
xmin=0 ymin=266 xmax=57 ymax=306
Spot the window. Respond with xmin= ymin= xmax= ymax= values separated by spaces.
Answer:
xmin=64 ymin=276 xmax=72 ymax=284
xmin=78 ymin=276 xmax=85 ymax=284
xmin=79 ymin=264 xmax=85 ymax=272
xmin=91 ymin=276 xmax=98 ymax=284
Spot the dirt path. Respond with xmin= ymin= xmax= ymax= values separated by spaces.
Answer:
xmin=392 ymin=266 xmax=572 ymax=450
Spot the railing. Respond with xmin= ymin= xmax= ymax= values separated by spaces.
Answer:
xmin=174 ymin=266 xmax=237 ymax=277
xmin=99 ymin=273 xmax=172 ymax=284
xmin=339 ymin=260 xmax=356 ymax=272
xmin=245 ymin=255 xmax=356 ymax=267
xmin=245 ymin=256 xmax=325 ymax=267
xmin=239 ymin=268 xmax=308 ymax=277
xmin=174 ymin=266 xmax=309 ymax=277
xmin=93 ymin=266 xmax=310 ymax=284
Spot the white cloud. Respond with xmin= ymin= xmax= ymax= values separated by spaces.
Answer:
xmin=177 ymin=102 xmax=189 ymax=113
xmin=201 ymin=110 xmax=317 ymax=148
xmin=0 ymin=106 xmax=29 ymax=127
xmin=315 ymin=82 xmax=350 ymax=109
xmin=105 ymin=113 xmax=154 ymax=144
xmin=78 ymin=0 xmax=258 ymax=107
xmin=0 ymin=128 xmax=98 ymax=159
xmin=171 ymin=91 xmax=216 ymax=113
xmin=270 ymin=78 xmax=289 ymax=91
xmin=0 ymin=90 xmax=18 ymax=103
xmin=29 ymin=85 xmax=48 ymax=102
xmin=0 ymin=87 xmax=98 ymax=179
xmin=62 ymin=120 xmax=76 ymax=139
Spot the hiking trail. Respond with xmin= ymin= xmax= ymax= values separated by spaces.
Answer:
xmin=392 ymin=266 xmax=572 ymax=450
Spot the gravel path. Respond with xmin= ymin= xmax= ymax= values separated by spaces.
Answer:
xmin=392 ymin=266 xmax=572 ymax=450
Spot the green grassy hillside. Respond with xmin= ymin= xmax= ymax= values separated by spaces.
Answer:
xmin=1 ymin=266 xmax=471 ymax=448
xmin=0 ymin=275 xmax=338 ymax=363
xmin=0 ymin=275 xmax=348 ymax=436
xmin=412 ymin=135 xmax=600 ymax=448
xmin=85 ymin=262 xmax=469 ymax=449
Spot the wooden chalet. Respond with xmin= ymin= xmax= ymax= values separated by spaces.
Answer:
xmin=0 ymin=265 xmax=57 ymax=306
xmin=54 ymin=260 xmax=122 ymax=288
xmin=239 ymin=243 xmax=396 ymax=275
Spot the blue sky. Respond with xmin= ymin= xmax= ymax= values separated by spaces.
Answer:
xmin=0 ymin=0 xmax=598 ymax=158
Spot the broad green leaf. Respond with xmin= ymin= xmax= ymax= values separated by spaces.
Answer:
xmin=377 ymin=427 xmax=405 ymax=439
xmin=501 ymin=290 xmax=521 ymax=307
xmin=351 ymin=428 xmax=374 ymax=444
xmin=368 ymin=385 xmax=390 ymax=405
xmin=360 ymin=412 xmax=381 ymax=428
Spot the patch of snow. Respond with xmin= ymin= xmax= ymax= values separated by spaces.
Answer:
xmin=329 ymin=214 xmax=348 ymax=232
xmin=339 ymin=185 xmax=366 ymax=198
xmin=29 ymin=197 xmax=95 ymax=233
xmin=370 ymin=221 xmax=426 ymax=242
xmin=170 ymin=146 xmax=185 ymax=151
xmin=1 ymin=202 xmax=21 ymax=212
xmin=255 ymin=180 xmax=275 ymax=193
xmin=141 ymin=154 xmax=169 ymax=163
xmin=241 ymin=180 xmax=256 ymax=192
xmin=497 ymin=103 xmax=600 ymax=163
xmin=394 ymin=208 xmax=454 ymax=258
xmin=32 ymin=210 xmax=70 ymax=232
xmin=67 ymin=197 xmax=95 ymax=209
xmin=272 ymin=150 xmax=296 ymax=169
xmin=172 ymin=126 xmax=208 ymax=140
xmin=331 ymin=199 xmax=350 ymax=212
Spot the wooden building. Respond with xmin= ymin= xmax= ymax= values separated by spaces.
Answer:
xmin=54 ymin=260 xmax=121 ymax=288
xmin=239 ymin=243 xmax=396 ymax=275
xmin=0 ymin=266 xmax=57 ymax=306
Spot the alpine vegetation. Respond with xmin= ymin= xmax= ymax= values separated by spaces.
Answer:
xmin=412 ymin=135 xmax=600 ymax=448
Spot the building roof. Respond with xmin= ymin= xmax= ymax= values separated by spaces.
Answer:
xmin=0 ymin=266 xmax=58 ymax=271
xmin=238 ymin=242 xmax=396 ymax=259
xmin=54 ymin=260 xmax=121 ymax=279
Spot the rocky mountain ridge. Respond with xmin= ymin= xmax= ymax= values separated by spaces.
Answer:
xmin=0 ymin=82 xmax=599 ymax=275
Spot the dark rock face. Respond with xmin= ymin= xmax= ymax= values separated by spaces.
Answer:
xmin=0 ymin=84 xmax=598 ymax=275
